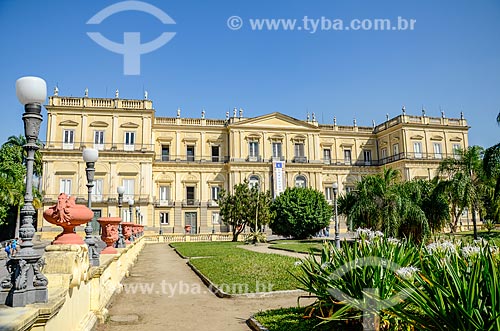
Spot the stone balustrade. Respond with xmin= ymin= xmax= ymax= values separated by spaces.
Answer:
xmin=0 ymin=237 xmax=146 ymax=331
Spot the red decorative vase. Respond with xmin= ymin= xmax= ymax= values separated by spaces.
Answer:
xmin=97 ymin=217 xmax=121 ymax=254
xmin=132 ymin=224 xmax=139 ymax=237
xmin=43 ymin=193 xmax=94 ymax=245
xmin=121 ymin=222 xmax=134 ymax=244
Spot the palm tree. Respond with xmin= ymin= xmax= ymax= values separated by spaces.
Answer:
xmin=338 ymin=168 xmax=431 ymax=241
xmin=438 ymin=146 xmax=484 ymax=239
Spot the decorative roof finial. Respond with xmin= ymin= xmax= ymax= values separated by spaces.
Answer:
xmin=333 ymin=116 xmax=337 ymax=126
xmin=422 ymin=107 xmax=426 ymax=117
xmin=460 ymin=111 xmax=464 ymax=120
xmin=144 ymin=90 xmax=148 ymax=100
xmin=441 ymin=109 xmax=445 ymax=118
xmin=201 ymin=108 xmax=205 ymax=119
xmin=386 ymin=113 xmax=389 ymax=121
xmin=372 ymin=120 xmax=376 ymax=128
xmin=225 ymin=111 xmax=229 ymax=120
xmin=306 ymin=112 xmax=310 ymax=121
xmin=115 ymin=89 xmax=119 ymax=98
xmin=233 ymin=107 xmax=237 ymax=118
xmin=402 ymin=105 xmax=406 ymax=115
xmin=53 ymin=86 xmax=59 ymax=96
xmin=84 ymin=87 xmax=89 ymax=97
xmin=239 ymin=108 xmax=243 ymax=118
xmin=353 ymin=118 xmax=357 ymax=126
xmin=177 ymin=107 xmax=181 ymax=118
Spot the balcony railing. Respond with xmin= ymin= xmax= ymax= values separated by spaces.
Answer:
xmin=182 ymin=199 xmax=200 ymax=207
xmin=154 ymin=199 xmax=174 ymax=207
xmin=292 ymin=156 xmax=308 ymax=163
xmin=42 ymin=194 xmax=150 ymax=204
xmin=155 ymin=155 xmax=229 ymax=163
xmin=43 ymin=141 xmax=154 ymax=152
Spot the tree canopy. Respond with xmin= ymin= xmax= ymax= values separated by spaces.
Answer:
xmin=270 ymin=187 xmax=332 ymax=239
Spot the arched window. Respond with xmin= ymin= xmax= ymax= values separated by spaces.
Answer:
xmin=249 ymin=175 xmax=260 ymax=189
xmin=295 ymin=175 xmax=307 ymax=188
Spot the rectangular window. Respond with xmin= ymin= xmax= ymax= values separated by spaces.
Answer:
xmin=124 ymin=132 xmax=135 ymax=151
xmin=159 ymin=186 xmax=170 ymax=203
xmin=94 ymin=131 xmax=104 ymax=150
xmin=91 ymin=179 xmax=103 ymax=202
xmin=212 ymin=212 xmax=220 ymax=225
xmin=249 ymin=141 xmax=259 ymax=160
xmin=433 ymin=143 xmax=442 ymax=159
xmin=381 ymin=148 xmax=387 ymax=160
xmin=122 ymin=209 xmax=130 ymax=222
xmin=211 ymin=145 xmax=220 ymax=162
xmin=393 ymin=144 xmax=399 ymax=160
xmin=160 ymin=212 xmax=169 ymax=225
xmin=324 ymin=186 xmax=333 ymax=201
xmin=414 ymin=142 xmax=422 ymax=158
xmin=187 ymin=145 xmax=195 ymax=161
xmin=186 ymin=186 xmax=195 ymax=203
xmin=59 ymin=179 xmax=72 ymax=195
xmin=294 ymin=143 xmax=305 ymax=157
xmin=272 ymin=142 xmax=282 ymax=160
xmin=123 ymin=179 xmax=135 ymax=200
xmin=344 ymin=149 xmax=352 ymax=165
xmin=453 ymin=144 xmax=461 ymax=159
xmin=161 ymin=145 xmax=170 ymax=161
xmin=211 ymin=186 xmax=220 ymax=201
xmin=363 ymin=150 xmax=372 ymax=165
xmin=323 ymin=149 xmax=331 ymax=164
xmin=63 ymin=129 xmax=74 ymax=149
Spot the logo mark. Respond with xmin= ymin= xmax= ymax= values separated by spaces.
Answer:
xmin=87 ymin=1 xmax=176 ymax=75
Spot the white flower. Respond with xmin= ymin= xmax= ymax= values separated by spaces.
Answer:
xmin=388 ymin=237 xmax=401 ymax=244
xmin=396 ymin=266 xmax=420 ymax=280
xmin=294 ymin=261 xmax=303 ymax=267
xmin=461 ymin=245 xmax=481 ymax=258
xmin=473 ymin=238 xmax=488 ymax=246
xmin=426 ymin=241 xmax=457 ymax=255
xmin=373 ymin=231 xmax=384 ymax=238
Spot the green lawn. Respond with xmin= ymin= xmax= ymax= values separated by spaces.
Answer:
xmin=254 ymin=307 xmax=361 ymax=331
xmin=170 ymin=242 xmax=301 ymax=293
xmin=269 ymin=239 xmax=328 ymax=254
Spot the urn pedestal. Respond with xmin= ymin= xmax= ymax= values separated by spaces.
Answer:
xmin=121 ymin=222 xmax=134 ymax=244
xmin=97 ymin=217 xmax=121 ymax=254
xmin=43 ymin=193 xmax=94 ymax=245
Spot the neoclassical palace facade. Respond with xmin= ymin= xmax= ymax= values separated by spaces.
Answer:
xmin=39 ymin=92 xmax=469 ymax=234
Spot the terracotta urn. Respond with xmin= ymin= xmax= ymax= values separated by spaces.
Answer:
xmin=97 ymin=217 xmax=121 ymax=254
xmin=121 ymin=222 xmax=134 ymax=244
xmin=184 ymin=225 xmax=192 ymax=234
xmin=132 ymin=224 xmax=139 ymax=238
xmin=43 ymin=193 xmax=94 ymax=245
xmin=139 ymin=225 xmax=144 ymax=236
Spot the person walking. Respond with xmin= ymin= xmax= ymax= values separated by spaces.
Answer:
xmin=4 ymin=242 xmax=11 ymax=259
xmin=11 ymin=238 xmax=17 ymax=256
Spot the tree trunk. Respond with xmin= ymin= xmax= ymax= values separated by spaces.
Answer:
xmin=472 ymin=206 xmax=478 ymax=240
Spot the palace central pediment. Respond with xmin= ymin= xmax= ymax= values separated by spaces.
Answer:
xmin=229 ymin=112 xmax=319 ymax=131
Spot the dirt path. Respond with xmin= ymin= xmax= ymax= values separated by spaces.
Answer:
xmin=96 ymin=243 xmax=308 ymax=331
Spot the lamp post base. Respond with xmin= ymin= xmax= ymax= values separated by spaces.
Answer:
xmin=0 ymin=254 xmax=48 ymax=307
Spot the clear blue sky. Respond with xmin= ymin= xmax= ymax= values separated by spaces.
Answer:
xmin=0 ymin=0 xmax=499 ymax=148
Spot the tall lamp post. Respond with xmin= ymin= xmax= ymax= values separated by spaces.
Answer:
xmin=333 ymin=182 xmax=340 ymax=249
xmin=83 ymin=148 xmax=99 ymax=266
xmin=1 ymin=77 xmax=49 ymax=307
xmin=128 ymin=199 xmax=135 ymax=241
xmin=115 ymin=186 xmax=126 ymax=248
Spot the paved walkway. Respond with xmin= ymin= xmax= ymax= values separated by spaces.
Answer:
xmin=97 ymin=244 xmax=311 ymax=331
xmin=238 ymin=243 xmax=309 ymax=259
